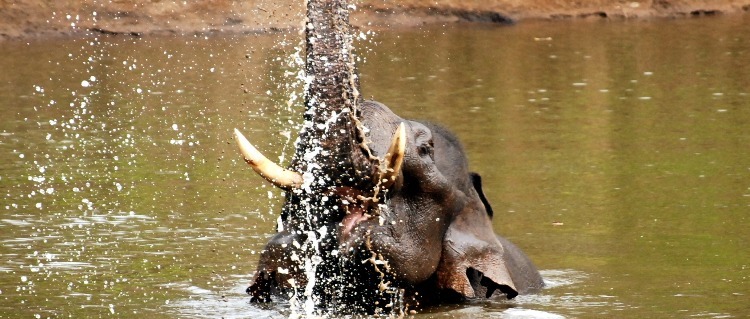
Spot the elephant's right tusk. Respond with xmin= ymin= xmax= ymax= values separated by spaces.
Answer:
xmin=234 ymin=128 xmax=303 ymax=190
xmin=379 ymin=122 xmax=406 ymax=189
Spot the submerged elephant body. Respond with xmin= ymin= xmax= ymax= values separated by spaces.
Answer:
xmin=244 ymin=101 xmax=543 ymax=311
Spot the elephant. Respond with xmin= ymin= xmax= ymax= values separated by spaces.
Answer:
xmin=235 ymin=100 xmax=544 ymax=313
xmin=232 ymin=0 xmax=542 ymax=314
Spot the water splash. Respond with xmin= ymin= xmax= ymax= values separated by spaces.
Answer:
xmin=0 ymin=22 xmax=267 ymax=316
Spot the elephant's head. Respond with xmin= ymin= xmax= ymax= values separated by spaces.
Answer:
xmin=236 ymin=100 xmax=543 ymax=311
xmin=337 ymin=101 xmax=536 ymax=299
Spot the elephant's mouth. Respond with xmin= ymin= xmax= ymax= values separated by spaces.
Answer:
xmin=340 ymin=208 xmax=370 ymax=242
xmin=330 ymin=185 xmax=376 ymax=243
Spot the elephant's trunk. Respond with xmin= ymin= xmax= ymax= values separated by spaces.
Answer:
xmin=223 ymin=0 xmax=383 ymax=242
xmin=292 ymin=0 xmax=375 ymax=196
xmin=235 ymin=0 xmax=400 ymax=218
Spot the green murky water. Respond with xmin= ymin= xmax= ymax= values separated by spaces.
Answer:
xmin=1 ymin=15 xmax=749 ymax=318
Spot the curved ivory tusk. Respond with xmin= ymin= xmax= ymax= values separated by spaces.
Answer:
xmin=379 ymin=122 xmax=406 ymax=189
xmin=233 ymin=128 xmax=303 ymax=189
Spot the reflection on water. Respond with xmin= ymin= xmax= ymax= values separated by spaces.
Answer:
xmin=165 ymin=270 xmax=583 ymax=318
xmin=166 ymin=281 xmax=290 ymax=319
xmin=415 ymin=270 xmax=587 ymax=319
xmin=2 ymin=14 xmax=749 ymax=319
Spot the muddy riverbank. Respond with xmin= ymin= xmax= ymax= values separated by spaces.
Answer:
xmin=1 ymin=0 xmax=749 ymax=41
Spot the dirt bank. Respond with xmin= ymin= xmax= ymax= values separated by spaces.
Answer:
xmin=1 ymin=0 xmax=749 ymax=41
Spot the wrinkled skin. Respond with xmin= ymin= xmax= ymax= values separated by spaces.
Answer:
xmin=247 ymin=101 xmax=544 ymax=312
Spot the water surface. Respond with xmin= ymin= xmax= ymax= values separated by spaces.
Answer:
xmin=1 ymin=15 xmax=749 ymax=318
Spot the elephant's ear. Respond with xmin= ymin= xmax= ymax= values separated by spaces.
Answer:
xmin=436 ymin=179 xmax=518 ymax=299
xmin=471 ymin=172 xmax=493 ymax=218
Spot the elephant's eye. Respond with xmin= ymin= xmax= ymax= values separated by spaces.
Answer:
xmin=418 ymin=141 xmax=434 ymax=159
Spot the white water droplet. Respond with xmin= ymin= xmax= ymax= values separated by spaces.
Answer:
xmin=81 ymin=80 xmax=90 ymax=87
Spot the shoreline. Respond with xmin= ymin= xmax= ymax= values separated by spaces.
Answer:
xmin=1 ymin=1 xmax=749 ymax=42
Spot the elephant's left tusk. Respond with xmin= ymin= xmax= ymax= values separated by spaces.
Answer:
xmin=379 ymin=122 xmax=406 ymax=189
xmin=234 ymin=128 xmax=303 ymax=190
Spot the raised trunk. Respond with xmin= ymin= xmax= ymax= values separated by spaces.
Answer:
xmin=290 ymin=0 xmax=374 ymax=211
xmin=278 ymin=0 xmax=377 ymax=308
